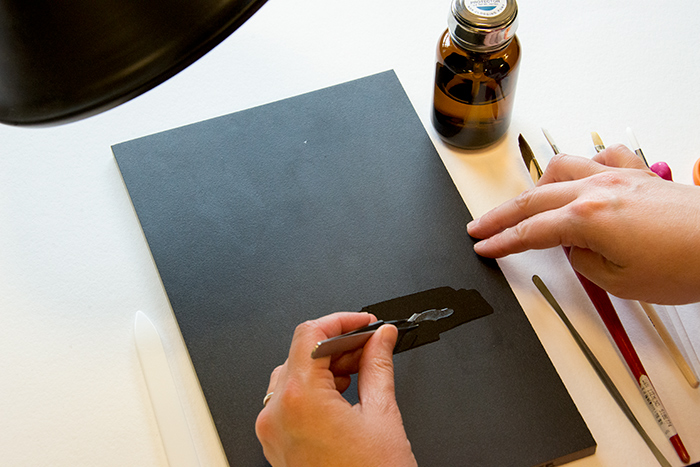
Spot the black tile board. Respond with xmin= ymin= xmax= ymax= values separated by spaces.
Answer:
xmin=113 ymin=70 xmax=596 ymax=466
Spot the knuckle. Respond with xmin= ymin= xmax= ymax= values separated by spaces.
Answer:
xmin=271 ymin=365 xmax=284 ymax=379
xmin=606 ymin=143 xmax=630 ymax=156
xmin=509 ymin=221 xmax=534 ymax=251
xmin=590 ymin=170 xmax=625 ymax=187
xmin=276 ymin=379 xmax=306 ymax=413
xmin=255 ymin=409 xmax=273 ymax=440
xmin=294 ymin=319 xmax=316 ymax=334
xmin=547 ymin=153 xmax=569 ymax=170
xmin=512 ymin=189 xmax=534 ymax=213
xmin=568 ymin=197 xmax=606 ymax=220
xmin=293 ymin=319 xmax=323 ymax=340
xmin=568 ymin=171 xmax=631 ymax=220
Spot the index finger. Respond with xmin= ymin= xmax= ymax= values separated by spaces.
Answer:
xmin=287 ymin=312 xmax=375 ymax=370
xmin=468 ymin=179 xmax=580 ymax=239
xmin=468 ymin=155 xmax=606 ymax=238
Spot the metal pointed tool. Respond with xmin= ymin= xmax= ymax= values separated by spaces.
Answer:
xmin=532 ymin=276 xmax=671 ymax=467
xmin=311 ymin=288 xmax=493 ymax=359
xmin=407 ymin=307 xmax=454 ymax=324
xmin=311 ymin=308 xmax=454 ymax=359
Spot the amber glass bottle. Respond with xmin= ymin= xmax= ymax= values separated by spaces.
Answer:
xmin=432 ymin=0 xmax=520 ymax=149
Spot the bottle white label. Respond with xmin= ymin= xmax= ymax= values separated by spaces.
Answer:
xmin=466 ymin=0 xmax=507 ymax=17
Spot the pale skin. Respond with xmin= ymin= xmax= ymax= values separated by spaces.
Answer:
xmin=255 ymin=312 xmax=417 ymax=467
xmin=468 ymin=144 xmax=700 ymax=305
xmin=256 ymin=144 xmax=700 ymax=465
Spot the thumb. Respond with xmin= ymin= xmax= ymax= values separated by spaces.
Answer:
xmin=568 ymin=246 xmax=618 ymax=291
xmin=357 ymin=324 xmax=399 ymax=411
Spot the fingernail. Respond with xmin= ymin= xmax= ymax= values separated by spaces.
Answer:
xmin=466 ymin=218 xmax=479 ymax=231
xmin=473 ymin=238 xmax=487 ymax=252
xmin=379 ymin=324 xmax=398 ymax=347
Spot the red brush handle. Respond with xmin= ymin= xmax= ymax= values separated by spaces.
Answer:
xmin=572 ymin=269 xmax=646 ymax=379
xmin=563 ymin=247 xmax=690 ymax=463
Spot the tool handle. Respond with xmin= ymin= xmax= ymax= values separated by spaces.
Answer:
xmin=564 ymin=247 xmax=690 ymax=463
xmin=565 ymin=254 xmax=647 ymax=380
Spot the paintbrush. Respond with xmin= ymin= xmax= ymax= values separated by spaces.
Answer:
xmin=591 ymin=132 xmax=605 ymax=153
xmin=626 ymin=127 xmax=650 ymax=166
xmin=627 ymin=126 xmax=673 ymax=181
xmin=542 ymin=128 xmax=559 ymax=155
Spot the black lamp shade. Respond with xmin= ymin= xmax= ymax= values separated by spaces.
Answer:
xmin=0 ymin=0 xmax=267 ymax=126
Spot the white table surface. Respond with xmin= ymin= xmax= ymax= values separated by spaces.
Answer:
xmin=2 ymin=0 xmax=700 ymax=465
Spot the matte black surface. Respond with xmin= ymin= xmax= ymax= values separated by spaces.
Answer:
xmin=113 ymin=70 xmax=596 ymax=466
xmin=0 ymin=0 xmax=266 ymax=125
xmin=364 ymin=287 xmax=494 ymax=353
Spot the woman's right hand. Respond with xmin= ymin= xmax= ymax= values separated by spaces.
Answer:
xmin=467 ymin=144 xmax=700 ymax=304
